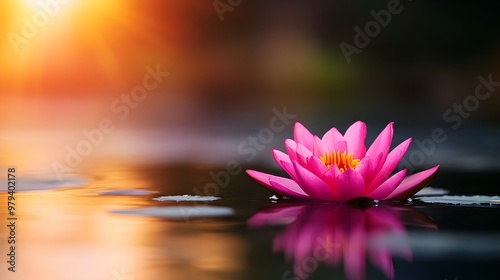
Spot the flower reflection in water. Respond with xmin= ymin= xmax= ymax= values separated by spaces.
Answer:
xmin=248 ymin=203 xmax=436 ymax=280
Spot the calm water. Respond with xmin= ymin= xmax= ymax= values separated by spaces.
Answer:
xmin=1 ymin=163 xmax=500 ymax=280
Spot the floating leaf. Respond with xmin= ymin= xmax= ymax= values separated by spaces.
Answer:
xmin=417 ymin=195 xmax=500 ymax=206
xmin=111 ymin=206 xmax=234 ymax=219
xmin=99 ymin=189 xmax=156 ymax=196
xmin=152 ymin=195 xmax=220 ymax=202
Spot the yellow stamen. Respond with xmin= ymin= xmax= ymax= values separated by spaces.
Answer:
xmin=319 ymin=151 xmax=360 ymax=172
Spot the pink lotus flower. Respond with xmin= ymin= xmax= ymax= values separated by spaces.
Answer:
xmin=247 ymin=121 xmax=439 ymax=201
xmin=247 ymin=203 xmax=436 ymax=280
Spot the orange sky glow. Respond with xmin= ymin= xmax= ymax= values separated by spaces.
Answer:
xmin=0 ymin=1 xmax=214 ymax=172
xmin=0 ymin=0 xmax=208 ymax=97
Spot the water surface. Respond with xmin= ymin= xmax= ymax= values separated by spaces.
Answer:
xmin=1 ymin=163 xmax=499 ymax=280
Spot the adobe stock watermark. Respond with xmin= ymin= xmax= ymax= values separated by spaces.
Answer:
xmin=213 ymin=0 xmax=243 ymax=22
xmin=179 ymin=106 xmax=297 ymax=222
xmin=281 ymin=236 xmax=338 ymax=280
xmin=339 ymin=0 xmax=409 ymax=64
xmin=51 ymin=65 xmax=169 ymax=180
xmin=8 ymin=0 xmax=71 ymax=54
xmin=399 ymin=74 xmax=499 ymax=173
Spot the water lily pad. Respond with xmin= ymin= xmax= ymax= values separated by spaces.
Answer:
xmin=417 ymin=195 xmax=500 ymax=206
xmin=111 ymin=206 xmax=234 ymax=219
xmin=99 ymin=189 xmax=156 ymax=196
xmin=152 ymin=195 xmax=221 ymax=202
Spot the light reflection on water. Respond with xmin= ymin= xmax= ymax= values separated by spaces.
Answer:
xmin=0 ymin=166 xmax=246 ymax=280
xmin=1 ymin=163 xmax=500 ymax=280
xmin=248 ymin=203 xmax=436 ymax=280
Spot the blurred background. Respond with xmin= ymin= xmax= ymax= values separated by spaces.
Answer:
xmin=1 ymin=0 xmax=500 ymax=175
xmin=1 ymin=2 xmax=500 ymax=280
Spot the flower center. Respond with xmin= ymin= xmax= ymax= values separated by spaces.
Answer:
xmin=319 ymin=151 xmax=360 ymax=172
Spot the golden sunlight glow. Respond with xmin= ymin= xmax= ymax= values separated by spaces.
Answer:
xmin=320 ymin=151 xmax=360 ymax=172
xmin=1 ymin=0 xmax=171 ymax=97
xmin=0 ymin=0 xmax=206 ymax=174
xmin=21 ymin=0 xmax=40 ymax=9
xmin=19 ymin=0 xmax=78 ymax=16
